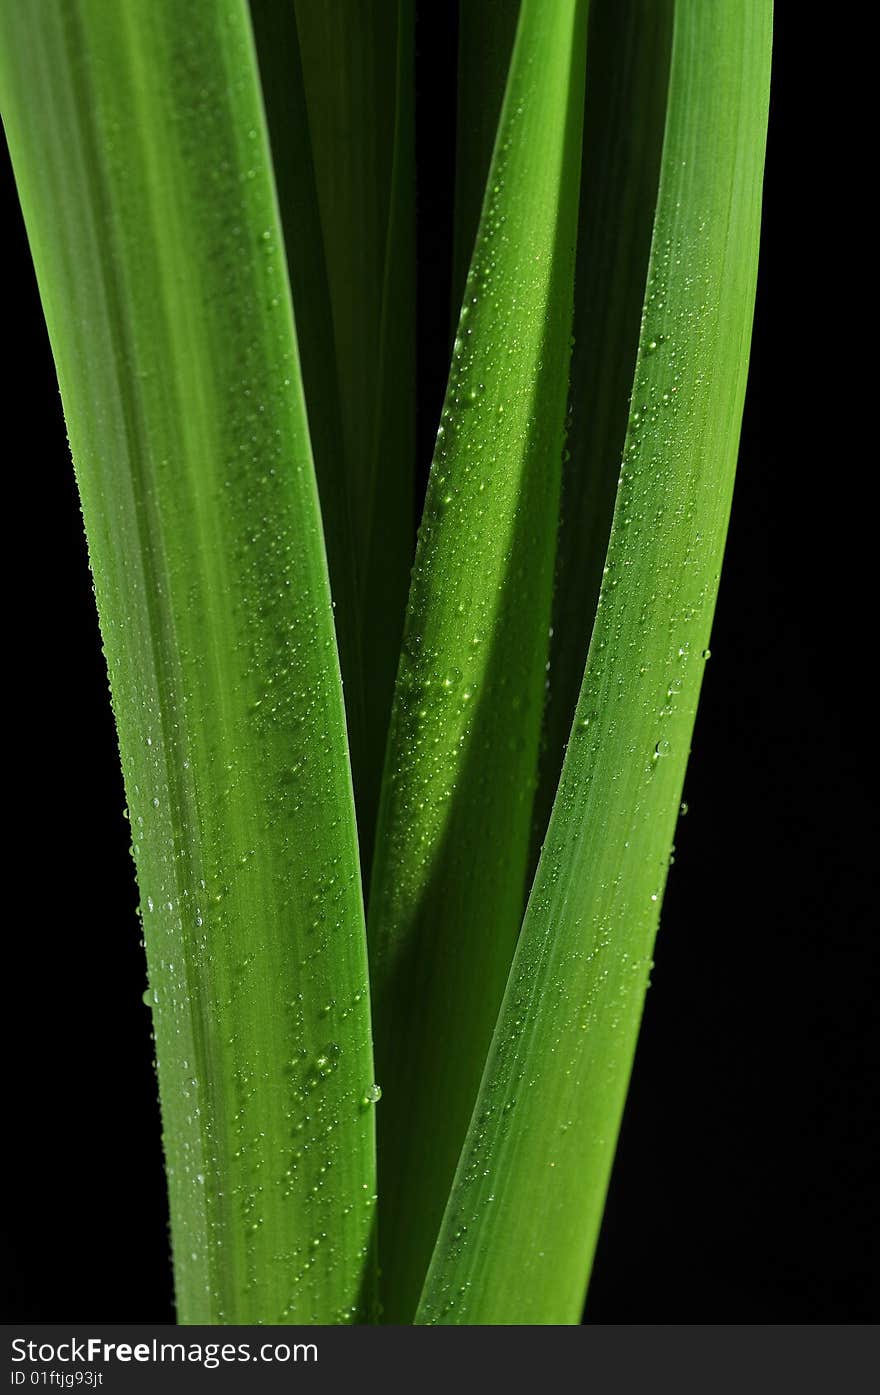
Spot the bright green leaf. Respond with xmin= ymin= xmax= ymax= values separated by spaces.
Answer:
xmin=369 ymin=0 xmax=590 ymax=1322
xmin=417 ymin=0 xmax=772 ymax=1326
xmin=532 ymin=0 xmax=673 ymax=858
xmin=248 ymin=0 xmax=363 ymax=835
xmin=293 ymin=0 xmax=417 ymax=875
xmin=0 ymin=0 xmax=376 ymax=1324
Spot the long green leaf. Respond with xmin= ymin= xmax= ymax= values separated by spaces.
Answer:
xmin=369 ymin=0 xmax=589 ymax=1322
xmin=248 ymin=0 xmax=363 ymax=826
xmin=293 ymin=0 xmax=416 ymax=877
xmin=417 ymin=0 xmax=772 ymax=1325
xmin=532 ymin=0 xmax=673 ymax=858
xmin=0 ymin=0 xmax=375 ymax=1323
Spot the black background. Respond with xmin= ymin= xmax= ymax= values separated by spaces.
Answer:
xmin=2 ymin=5 xmax=875 ymax=1323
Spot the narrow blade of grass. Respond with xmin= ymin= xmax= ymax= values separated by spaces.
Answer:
xmin=248 ymin=0 xmax=364 ymax=830
xmin=369 ymin=0 xmax=590 ymax=1321
xmin=0 ymin=0 xmax=376 ymax=1323
xmin=531 ymin=0 xmax=673 ymax=860
xmin=417 ymin=0 xmax=772 ymax=1325
xmin=293 ymin=0 xmax=417 ymax=876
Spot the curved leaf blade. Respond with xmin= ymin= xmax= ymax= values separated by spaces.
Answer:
xmin=532 ymin=0 xmax=673 ymax=860
xmin=0 ymin=0 xmax=375 ymax=1324
xmin=248 ymin=0 xmax=364 ymax=839
xmin=369 ymin=0 xmax=589 ymax=1321
xmin=417 ymin=0 xmax=772 ymax=1326
xmin=293 ymin=0 xmax=417 ymax=876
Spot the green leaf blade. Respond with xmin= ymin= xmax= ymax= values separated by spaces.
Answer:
xmin=417 ymin=0 xmax=772 ymax=1326
xmin=248 ymin=0 xmax=365 ymax=846
xmin=369 ymin=0 xmax=590 ymax=1321
xmin=292 ymin=0 xmax=417 ymax=876
xmin=532 ymin=0 xmax=673 ymax=861
xmin=0 ymin=0 xmax=376 ymax=1324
